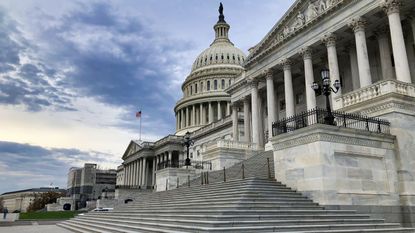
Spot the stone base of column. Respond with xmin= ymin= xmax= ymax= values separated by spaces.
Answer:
xmin=264 ymin=141 xmax=273 ymax=151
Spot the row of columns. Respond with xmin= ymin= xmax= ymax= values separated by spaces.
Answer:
xmin=232 ymin=2 xmax=414 ymax=144
xmin=176 ymin=101 xmax=231 ymax=130
xmin=124 ymin=157 xmax=148 ymax=187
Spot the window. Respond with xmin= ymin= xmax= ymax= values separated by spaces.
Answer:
xmin=221 ymin=79 xmax=225 ymax=89
xmin=195 ymin=84 xmax=198 ymax=93
xmin=229 ymin=79 xmax=231 ymax=86
xmin=190 ymin=86 xmax=193 ymax=95
xmin=207 ymin=81 xmax=210 ymax=91
xmin=214 ymin=80 xmax=218 ymax=90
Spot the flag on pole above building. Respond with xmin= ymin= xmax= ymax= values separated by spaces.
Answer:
xmin=136 ymin=110 xmax=142 ymax=118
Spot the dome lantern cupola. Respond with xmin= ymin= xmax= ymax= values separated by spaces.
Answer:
xmin=213 ymin=3 xmax=232 ymax=45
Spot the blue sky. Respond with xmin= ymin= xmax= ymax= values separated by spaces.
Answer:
xmin=0 ymin=0 xmax=294 ymax=194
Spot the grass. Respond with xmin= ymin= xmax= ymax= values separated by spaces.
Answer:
xmin=19 ymin=211 xmax=83 ymax=220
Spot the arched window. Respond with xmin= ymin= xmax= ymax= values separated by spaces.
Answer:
xmin=195 ymin=84 xmax=198 ymax=94
xmin=214 ymin=80 xmax=218 ymax=90
xmin=221 ymin=79 xmax=225 ymax=89
xmin=229 ymin=79 xmax=231 ymax=86
xmin=207 ymin=81 xmax=211 ymax=91
xmin=190 ymin=85 xmax=193 ymax=95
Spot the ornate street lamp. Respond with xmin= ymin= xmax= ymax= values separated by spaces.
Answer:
xmin=311 ymin=68 xmax=341 ymax=125
xmin=183 ymin=131 xmax=194 ymax=166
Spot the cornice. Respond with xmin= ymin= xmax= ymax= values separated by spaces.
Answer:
xmin=244 ymin=0 xmax=351 ymax=68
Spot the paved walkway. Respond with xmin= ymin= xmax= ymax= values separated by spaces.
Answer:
xmin=0 ymin=224 xmax=72 ymax=233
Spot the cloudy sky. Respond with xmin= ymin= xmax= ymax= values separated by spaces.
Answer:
xmin=0 ymin=0 xmax=294 ymax=194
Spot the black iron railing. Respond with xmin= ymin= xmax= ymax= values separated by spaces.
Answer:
xmin=157 ymin=160 xmax=212 ymax=171
xmin=272 ymin=108 xmax=390 ymax=136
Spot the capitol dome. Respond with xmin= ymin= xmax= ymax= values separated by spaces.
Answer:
xmin=175 ymin=3 xmax=245 ymax=136
xmin=191 ymin=38 xmax=246 ymax=72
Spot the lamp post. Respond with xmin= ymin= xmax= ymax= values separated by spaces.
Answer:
xmin=183 ymin=131 xmax=194 ymax=167
xmin=311 ymin=68 xmax=341 ymax=125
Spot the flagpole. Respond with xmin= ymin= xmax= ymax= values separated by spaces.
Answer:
xmin=139 ymin=114 xmax=142 ymax=141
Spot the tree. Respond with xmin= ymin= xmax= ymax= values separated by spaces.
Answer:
xmin=26 ymin=192 xmax=65 ymax=212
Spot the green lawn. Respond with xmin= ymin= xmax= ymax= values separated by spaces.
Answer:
xmin=19 ymin=211 xmax=83 ymax=220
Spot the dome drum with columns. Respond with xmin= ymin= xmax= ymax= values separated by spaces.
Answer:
xmin=175 ymin=5 xmax=246 ymax=136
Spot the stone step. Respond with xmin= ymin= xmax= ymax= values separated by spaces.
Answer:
xmin=112 ymin=209 xmax=359 ymax=215
xmin=125 ymin=201 xmax=319 ymax=209
xmin=86 ymin=213 xmax=373 ymax=221
xmin=57 ymin=222 xmax=108 ymax=233
xmin=269 ymin=229 xmax=415 ymax=233
xmin=72 ymin=218 xmax=405 ymax=233
xmin=121 ymin=205 xmax=324 ymax=211
xmin=125 ymin=196 xmax=314 ymax=205
xmin=78 ymin=215 xmax=387 ymax=228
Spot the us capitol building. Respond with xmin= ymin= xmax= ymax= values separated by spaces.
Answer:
xmin=114 ymin=0 xmax=415 ymax=227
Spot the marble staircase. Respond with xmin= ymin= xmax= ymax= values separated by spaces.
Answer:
xmin=58 ymin=151 xmax=414 ymax=233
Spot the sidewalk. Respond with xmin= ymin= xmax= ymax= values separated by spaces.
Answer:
xmin=0 ymin=224 xmax=72 ymax=233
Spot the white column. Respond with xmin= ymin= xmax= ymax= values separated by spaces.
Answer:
xmin=168 ymin=151 xmax=172 ymax=161
xmin=250 ymin=81 xmax=260 ymax=145
xmin=348 ymin=44 xmax=360 ymax=89
xmin=226 ymin=102 xmax=231 ymax=116
xmin=411 ymin=16 xmax=415 ymax=45
xmin=265 ymin=70 xmax=276 ymax=140
xmin=382 ymin=1 xmax=412 ymax=83
xmin=201 ymin=103 xmax=206 ymax=125
xmin=232 ymin=104 xmax=239 ymax=141
xmin=152 ymin=158 xmax=156 ymax=186
xmin=349 ymin=17 xmax=372 ymax=87
xmin=181 ymin=109 xmax=185 ymax=129
xmin=132 ymin=161 xmax=136 ymax=186
xmin=125 ymin=165 xmax=129 ymax=185
xmin=282 ymin=59 xmax=295 ymax=118
xmin=300 ymin=47 xmax=317 ymax=110
xmin=243 ymin=98 xmax=251 ymax=143
xmin=192 ymin=105 xmax=196 ymax=126
xmin=376 ymin=29 xmax=395 ymax=80
xmin=208 ymin=102 xmax=213 ymax=123
xmin=141 ymin=158 xmax=146 ymax=187
xmin=217 ymin=102 xmax=222 ymax=120
xmin=322 ymin=33 xmax=342 ymax=103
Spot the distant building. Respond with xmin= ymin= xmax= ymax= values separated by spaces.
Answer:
xmin=0 ymin=187 xmax=65 ymax=213
xmin=67 ymin=163 xmax=116 ymax=209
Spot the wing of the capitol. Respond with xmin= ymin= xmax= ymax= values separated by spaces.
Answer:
xmin=59 ymin=0 xmax=415 ymax=231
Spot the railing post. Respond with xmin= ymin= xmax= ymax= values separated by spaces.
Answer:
xmin=188 ymin=175 xmax=190 ymax=187
xmin=177 ymin=177 xmax=179 ymax=188
xmin=267 ymin=158 xmax=271 ymax=179
xmin=377 ymin=119 xmax=382 ymax=133
xmin=343 ymin=114 xmax=346 ymax=128
xmin=365 ymin=117 xmax=369 ymax=131
xmin=223 ymin=167 xmax=226 ymax=182
xmin=201 ymin=172 xmax=204 ymax=185
xmin=242 ymin=163 xmax=245 ymax=179
xmin=165 ymin=179 xmax=168 ymax=191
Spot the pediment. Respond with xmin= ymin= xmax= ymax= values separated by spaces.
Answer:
xmin=246 ymin=0 xmax=347 ymax=66
xmin=121 ymin=140 xmax=142 ymax=160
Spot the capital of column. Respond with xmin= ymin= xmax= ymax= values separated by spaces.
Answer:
xmin=299 ymin=47 xmax=312 ymax=60
xmin=280 ymin=59 xmax=292 ymax=71
xmin=265 ymin=69 xmax=274 ymax=80
xmin=248 ymin=79 xmax=258 ymax=88
xmin=382 ymin=0 xmax=401 ymax=16
xmin=243 ymin=96 xmax=250 ymax=103
xmin=348 ymin=17 xmax=367 ymax=33
xmin=321 ymin=33 xmax=336 ymax=48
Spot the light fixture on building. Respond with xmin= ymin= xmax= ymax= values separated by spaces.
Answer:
xmin=183 ymin=131 xmax=194 ymax=166
xmin=311 ymin=68 xmax=341 ymax=125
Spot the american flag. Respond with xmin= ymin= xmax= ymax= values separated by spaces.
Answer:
xmin=136 ymin=111 xmax=142 ymax=118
